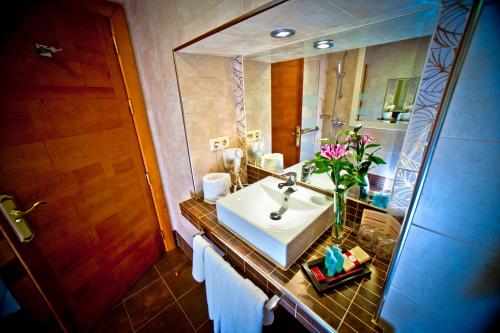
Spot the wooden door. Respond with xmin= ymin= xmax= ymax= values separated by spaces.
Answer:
xmin=0 ymin=232 xmax=60 ymax=332
xmin=0 ymin=1 xmax=163 ymax=331
xmin=271 ymin=59 xmax=304 ymax=168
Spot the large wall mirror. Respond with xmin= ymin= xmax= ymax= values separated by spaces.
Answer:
xmin=174 ymin=0 xmax=443 ymax=218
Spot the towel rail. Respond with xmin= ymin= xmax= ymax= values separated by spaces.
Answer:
xmin=192 ymin=231 xmax=282 ymax=311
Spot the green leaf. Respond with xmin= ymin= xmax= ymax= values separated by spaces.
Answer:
xmin=356 ymin=176 xmax=367 ymax=185
xmin=354 ymin=123 xmax=364 ymax=133
xmin=340 ymin=129 xmax=352 ymax=136
xmin=368 ymin=155 xmax=386 ymax=165
xmin=365 ymin=144 xmax=380 ymax=149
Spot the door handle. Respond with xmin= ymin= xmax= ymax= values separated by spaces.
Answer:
xmin=0 ymin=195 xmax=46 ymax=242
xmin=291 ymin=125 xmax=301 ymax=148
xmin=10 ymin=200 xmax=47 ymax=220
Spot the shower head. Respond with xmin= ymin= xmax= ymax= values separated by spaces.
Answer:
xmin=336 ymin=60 xmax=342 ymax=75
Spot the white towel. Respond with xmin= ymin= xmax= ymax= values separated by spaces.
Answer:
xmin=192 ymin=234 xmax=212 ymax=282
xmin=204 ymin=247 xmax=273 ymax=333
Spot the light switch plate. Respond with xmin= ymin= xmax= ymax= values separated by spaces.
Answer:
xmin=209 ymin=136 xmax=230 ymax=152
xmin=247 ymin=129 xmax=262 ymax=142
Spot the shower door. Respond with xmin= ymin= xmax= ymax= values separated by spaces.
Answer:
xmin=0 ymin=1 xmax=163 ymax=331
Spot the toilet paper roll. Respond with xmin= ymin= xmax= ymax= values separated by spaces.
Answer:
xmin=202 ymin=173 xmax=231 ymax=204
xmin=260 ymin=153 xmax=284 ymax=173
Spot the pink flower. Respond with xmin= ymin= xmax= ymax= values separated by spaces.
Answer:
xmin=361 ymin=133 xmax=373 ymax=144
xmin=346 ymin=134 xmax=358 ymax=147
xmin=321 ymin=144 xmax=352 ymax=160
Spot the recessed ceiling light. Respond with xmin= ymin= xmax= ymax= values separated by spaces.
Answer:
xmin=270 ymin=28 xmax=296 ymax=38
xmin=313 ymin=40 xmax=334 ymax=49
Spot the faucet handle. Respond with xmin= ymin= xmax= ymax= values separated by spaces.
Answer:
xmin=281 ymin=171 xmax=297 ymax=183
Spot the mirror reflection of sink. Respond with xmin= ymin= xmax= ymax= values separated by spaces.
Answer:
xmin=216 ymin=176 xmax=333 ymax=269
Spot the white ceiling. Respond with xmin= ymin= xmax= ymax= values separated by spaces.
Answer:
xmin=178 ymin=0 xmax=441 ymax=62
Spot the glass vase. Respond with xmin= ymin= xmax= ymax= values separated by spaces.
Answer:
xmin=358 ymin=174 xmax=370 ymax=201
xmin=332 ymin=189 xmax=347 ymax=245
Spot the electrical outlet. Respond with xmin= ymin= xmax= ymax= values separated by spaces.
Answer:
xmin=209 ymin=136 xmax=230 ymax=152
xmin=247 ymin=129 xmax=262 ymax=142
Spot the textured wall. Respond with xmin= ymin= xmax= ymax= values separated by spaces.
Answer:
xmin=123 ymin=0 xmax=271 ymax=242
xmin=380 ymin=2 xmax=500 ymax=331
xmin=175 ymin=53 xmax=237 ymax=194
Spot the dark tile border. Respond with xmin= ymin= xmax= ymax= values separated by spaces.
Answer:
xmin=179 ymin=198 xmax=389 ymax=332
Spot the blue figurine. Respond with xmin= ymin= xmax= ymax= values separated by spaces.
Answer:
xmin=331 ymin=245 xmax=344 ymax=274
xmin=325 ymin=246 xmax=338 ymax=277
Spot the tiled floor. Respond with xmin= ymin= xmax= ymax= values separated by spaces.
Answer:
xmin=92 ymin=248 xmax=308 ymax=333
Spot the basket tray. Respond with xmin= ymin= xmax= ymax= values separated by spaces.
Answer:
xmin=302 ymin=257 xmax=371 ymax=293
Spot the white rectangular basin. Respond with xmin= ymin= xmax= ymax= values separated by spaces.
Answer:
xmin=216 ymin=176 xmax=333 ymax=269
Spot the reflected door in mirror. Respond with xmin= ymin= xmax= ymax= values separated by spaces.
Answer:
xmin=271 ymin=59 xmax=304 ymax=168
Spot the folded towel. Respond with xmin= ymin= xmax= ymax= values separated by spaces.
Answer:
xmin=192 ymin=234 xmax=212 ymax=282
xmin=245 ymin=278 xmax=274 ymax=326
xmin=204 ymin=246 xmax=273 ymax=333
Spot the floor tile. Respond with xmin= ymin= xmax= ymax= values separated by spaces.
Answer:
xmin=125 ymin=279 xmax=175 ymax=329
xmin=155 ymin=248 xmax=189 ymax=276
xmin=164 ymin=261 xmax=198 ymax=298
xmin=124 ymin=265 xmax=161 ymax=299
xmin=178 ymin=283 xmax=209 ymax=329
xmin=91 ymin=303 xmax=132 ymax=333
xmin=136 ymin=303 xmax=194 ymax=333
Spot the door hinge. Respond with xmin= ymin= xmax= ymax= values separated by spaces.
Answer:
xmin=160 ymin=230 xmax=165 ymax=240
xmin=145 ymin=172 xmax=151 ymax=186
xmin=112 ymin=34 xmax=119 ymax=55
xmin=127 ymin=99 xmax=134 ymax=115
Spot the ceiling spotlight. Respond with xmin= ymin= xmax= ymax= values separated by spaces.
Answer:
xmin=270 ymin=28 xmax=296 ymax=38
xmin=313 ymin=40 xmax=334 ymax=49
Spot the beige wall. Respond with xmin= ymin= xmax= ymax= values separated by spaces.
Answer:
xmin=123 ymin=0 xmax=271 ymax=242
xmin=244 ymin=60 xmax=271 ymax=157
xmin=175 ymin=53 xmax=237 ymax=194
xmin=362 ymin=36 xmax=430 ymax=121
xmin=321 ymin=49 xmax=359 ymax=139
xmin=320 ymin=48 xmax=407 ymax=180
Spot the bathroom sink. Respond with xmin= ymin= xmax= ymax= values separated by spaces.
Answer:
xmin=216 ymin=176 xmax=332 ymax=269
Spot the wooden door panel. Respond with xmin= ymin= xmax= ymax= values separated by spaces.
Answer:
xmin=271 ymin=59 xmax=304 ymax=168
xmin=0 ymin=2 xmax=162 ymax=331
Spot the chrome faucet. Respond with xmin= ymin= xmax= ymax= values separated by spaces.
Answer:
xmin=301 ymin=163 xmax=316 ymax=183
xmin=270 ymin=187 xmax=297 ymax=220
xmin=278 ymin=172 xmax=297 ymax=189
xmin=271 ymin=172 xmax=298 ymax=220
